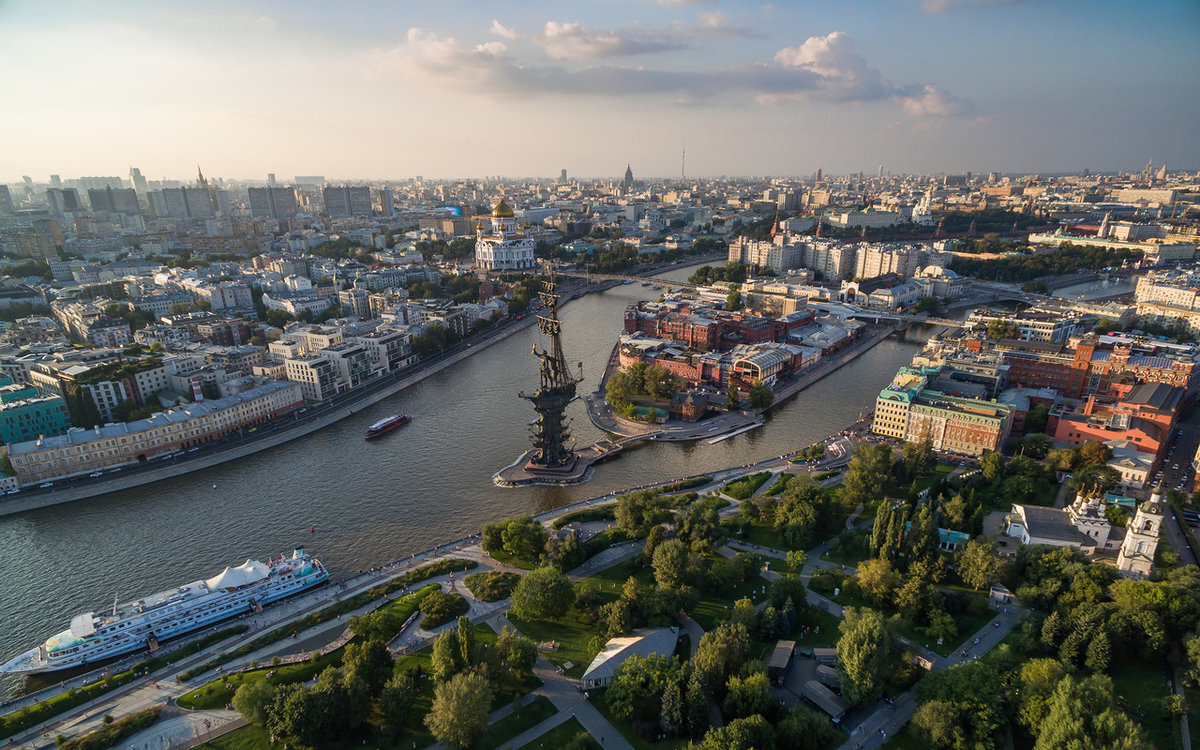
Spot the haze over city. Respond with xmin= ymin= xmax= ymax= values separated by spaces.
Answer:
xmin=3 ymin=0 xmax=1198 ymax=180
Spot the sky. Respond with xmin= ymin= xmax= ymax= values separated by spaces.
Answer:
xmin=1 ymin=0 xmax=1198 ymax=182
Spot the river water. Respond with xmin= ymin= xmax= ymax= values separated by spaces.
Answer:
xmin=0 ymin=263 xmax=928 ymax=696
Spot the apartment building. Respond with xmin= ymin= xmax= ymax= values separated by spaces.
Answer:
xmin=7 ymin=381 xmax=303 ymax=484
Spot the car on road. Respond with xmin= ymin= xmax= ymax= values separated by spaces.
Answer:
xmin=39 ymin=482 xmax=53 ymax=488
xmin=89 ymin=471 xmax=103 ymax=478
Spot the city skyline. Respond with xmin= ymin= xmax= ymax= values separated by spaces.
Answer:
xmin=2 ymin=0 xmax=1198 ymax=182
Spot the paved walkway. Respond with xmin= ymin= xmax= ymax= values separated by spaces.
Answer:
xmin=484 ymin=615 xmax=633 ymax=750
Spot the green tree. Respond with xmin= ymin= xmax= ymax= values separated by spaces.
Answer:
xmin=1019 ymin=432 xmax=1053 ymax=458
xmin=1079 ymin=440 xmax=1114 ymax=467
xmin=726 ymin=284 xmax=744 ymax=311
xmin=231 ymin=678 xmax=275 ymax=726
xmin=727 ymin=384 xmax=740 ymax=408
xmin=684 ymin=667 xmax=710 ymax=739
xmin=843 ymin=443 xmax=892 ymax=509
xmin=501 ymin=515 xmax=549 ymax=561
xmin=424 ymin=672 xmax=493 ymax=749
xmin=660 ymin=679 xmax=685 ymax=738
xmin=1069 ymin=464 xmax=1121 ymax=498
xmin=430 ymin=628 xmax=465 ymax=682
xmin=836 ymin=608 xmax=889 ymax=706
xmin=644 ymin=364 xmax=680 ymax=401
xmin=1034 ymin=674 xmax=1153 ymax=750
xmin=914 ymin=662 xmax=1006 ymax=750
xmin=722 ymin=671 xmax=775 ymax=721
xmin=607 ymin=653 xmax=679 ymax=722
xmin=855 ymin=558 xmax=901 ymax=605
xmin=493 ymin=625 xmax=538 ymax=683
xmin=342 ymin=639 xmax=394 ymax=695
xmin=509 ymin=565 xmax=575 ymax=620
xmin=775 ymin=707 xmax=839 ymax=750
xmin=697 ymin=714 xmax=774 ymax=750
xmin=958 ymin=537 xmax=1005 ymax=591
xmin=694 ymin=623 xmax=750 ymax=695
xmin=1017 ymin=658 xmax=1067 ymax=733
xmin=903 ymin=432 xmax=936 ymax=476
xmin=378 ymin=671 xmax=416 ymax=733
xmin=652 ymin=538 xmax=691 ymax=590
xmin=747 ymin=383 xmax=774 ymax=409
xmin=980 ymin=451 xmax=1006 ymax=482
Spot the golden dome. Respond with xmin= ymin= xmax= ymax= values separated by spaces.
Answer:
xmin=491 ymin=197 xmax=515 ymax=218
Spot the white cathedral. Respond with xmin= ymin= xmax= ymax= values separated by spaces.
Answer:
xmin=474 ymin=197 xmax=535 ymax=272
xmin=1004 ymin=484 xmax=1164 ymax=578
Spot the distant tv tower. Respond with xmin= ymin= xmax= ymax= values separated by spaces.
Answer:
xmin=681 ymin=141 xmax=686 ymax=180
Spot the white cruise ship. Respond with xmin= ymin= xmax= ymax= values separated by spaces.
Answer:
xmin=0 ymin=549 xmax=328 ymax=674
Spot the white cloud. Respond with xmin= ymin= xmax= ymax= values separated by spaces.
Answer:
xmin=898 ymin=84 xmax=975 ymax=116
xmin=395 ymin=27 xmax=973 ymax=118
xmin=489 ymin=20 xmax=520 ymax=40
xmin=536 ymin=21 xmax=686 ymax=60
xmin=771 ymin=31 xmax=890 ymax=101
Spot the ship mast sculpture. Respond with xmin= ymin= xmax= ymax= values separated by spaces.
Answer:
xmin=520 ymin=271 xmax=583 ymax=471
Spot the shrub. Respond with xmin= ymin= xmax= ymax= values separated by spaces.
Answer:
xmin=463 ymin=571 xmax=521 ymax=602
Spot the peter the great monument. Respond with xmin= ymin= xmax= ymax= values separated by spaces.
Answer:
xmin=521 ymin=274 xmax=584 ymax=472
xmin=494 ymin=272 xmax=626 ymax=486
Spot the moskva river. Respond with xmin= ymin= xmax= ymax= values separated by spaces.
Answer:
xmin=0 ymin=264 xmax=933 ymax=696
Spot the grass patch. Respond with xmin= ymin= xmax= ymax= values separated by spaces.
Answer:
xmin=505 ymin=610 xmax=601 ymax=680
xmin=61 ymin=706 xmax=161 ymax=750
xmin=722 ymin=472 xmax=772 ymax=501
xmin=178 ymin=651 xmax=343 ymax=710
xmin=791 ymin=606 xmax=841 ymax=648
xmin=1110 ymin=657 xmax=1175 ymax=750
xmin=0 ymin=626 xmax=247 ymax=739
xmin=485 ymin=696 xmax=557 ymax=746
xmin=551 ymin=506 xmax=616 ymax=529
xmin=820 ymin=533 xmax=870 ymax=568
xmin=376 ymin=584 xmax=439 ymax=620
xmin=659 ymin=477 xmax=712 ymax=493
xmin=488 ymin=547 xmax=538 ymax=570
xmin=691 ymin=571 xmax=771 ymax=631
xmin=180 ymin=559 xmax=476 ymax=681
xmin=724 ymin=519 xmax=790 ymax=551
xmin=813 ymin=470 xmax=841 ymax=481
xmin=465 ymin=571 xmax=522 ymax=602
xmin=590 ymin=690 xmax=687 ymax=750
xmin=517 ymin=717 xmax=599 ymax=750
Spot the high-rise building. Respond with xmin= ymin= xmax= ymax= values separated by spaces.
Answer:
xmin=129 ymin=167 xmax=148 ymax=195
xmin=45 ymin=188 xmax=83 ymax=217
xmin=49 ymin=175 xmax=62 ymax=188
xmin=0 ymin=185 xmax=14 ymax=215
xmin=88 ymin=187 xmax=140 ymax=214
xmin=248 ymin=187 xmax=299 ymax=220
xmin=149 ymin=187 xmax=214 ymax=219
xmin=323 ymin=186 xmax=372 ymax=217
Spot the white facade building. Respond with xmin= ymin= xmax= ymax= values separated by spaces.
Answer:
xmin=474 ymin=198 xmax=535 ymax=271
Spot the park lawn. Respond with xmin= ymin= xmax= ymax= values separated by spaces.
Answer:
xmin=791 ymin=607 xmax=841 ymax=648
xmin=484 ymin=696 xmax=557 ymax=746
xmin=178 ymin=650 xmax=343 ymax=709
xmin=1110 ymin=657 xmax=1175 ymax=750
xmin=724 ymin=519 xmax=790 ymax=552
xmin=377 ymin=584 xmax=439 ymax=618
xmin=506 ymin=611 xmax=602 ymax=680
xmin=820 ymin=535 xmax=870 ymax=568
xmin=517 ymin=717 xmax=599 ymax=750
xmin=880 ymin=724 xmax=924 ymax=750
xmin=908 ymin=462 xmax=954 ymax=496
xmin=722 ymin=472 xmax=772 ymax=501
xmin=488 ymin=548 xmax=538 ymax=570
xmin=590 ymin=690 xmax=687 ymax=750
xmin=198 ymin=724 xmax=272 ymax=750
xmin=691 ymin=569 xmax=772 ymax=631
